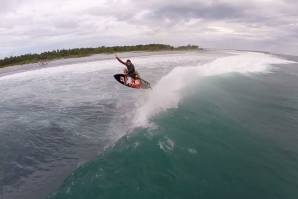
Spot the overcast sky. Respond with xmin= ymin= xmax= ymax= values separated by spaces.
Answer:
xmin=1 ymin=0 xmax=298 ymax=58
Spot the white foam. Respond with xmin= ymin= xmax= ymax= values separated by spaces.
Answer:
xmin=158 ymin=136 xmax=175 ymax=153
xmin=0 ymin=59 xmax=116 ymax=81
xmin=134 ymin=52 xmax=296 ymax=127
xmin=188 ymin=148 xmax=197 ymax=154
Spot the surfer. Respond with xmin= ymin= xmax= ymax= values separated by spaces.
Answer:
xmin=114 ymin=54 xmax=141 ymax=79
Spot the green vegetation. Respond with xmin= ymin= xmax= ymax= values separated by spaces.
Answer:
xmin=0 ymin=44 xmax=202 ymax=68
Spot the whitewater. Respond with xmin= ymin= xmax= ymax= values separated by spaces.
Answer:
xmin=133 ymin=52 xmax=295 ymax=127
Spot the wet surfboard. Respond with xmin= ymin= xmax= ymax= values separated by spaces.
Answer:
xmin=113 ymin=74 xmax=151 ymax=89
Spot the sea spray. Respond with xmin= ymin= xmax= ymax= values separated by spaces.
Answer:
xmin=134 ymin=52 xmax=296 ymax=127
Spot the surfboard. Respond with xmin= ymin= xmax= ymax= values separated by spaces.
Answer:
xmin=113 ymin=74 xmax=151 ymax=89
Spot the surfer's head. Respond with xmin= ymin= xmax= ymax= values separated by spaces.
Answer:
xmin=126 ymin=59 xmax=131 ymax=65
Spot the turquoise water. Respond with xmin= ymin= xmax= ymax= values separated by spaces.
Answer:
xmin=1 ymin=51 xmax=297 ymax=199
xmin=47 ymin=54 xmax=298 ymax=199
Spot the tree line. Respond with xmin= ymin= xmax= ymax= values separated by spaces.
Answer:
xmin=0 ymin=44 xmax=202 ymax=68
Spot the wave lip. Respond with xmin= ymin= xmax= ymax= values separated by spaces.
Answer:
xmin=133 ymin=52 xmax=296 ymax=127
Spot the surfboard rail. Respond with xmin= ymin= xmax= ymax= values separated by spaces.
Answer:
xmin=113 ymin=74 xmax=151 ymax=89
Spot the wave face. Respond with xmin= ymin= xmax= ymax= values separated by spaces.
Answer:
xmin=1 ymin=51 xmax=297 ymax=199
xmin=133 ymin=52 xmax=294 ymax=127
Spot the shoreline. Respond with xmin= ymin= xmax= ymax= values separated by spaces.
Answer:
xmin=0 ymin=50 xmax=207 ymax=78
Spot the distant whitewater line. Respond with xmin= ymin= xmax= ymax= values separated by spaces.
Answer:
xmin=0 ymin=44 xmax=202 ymax=68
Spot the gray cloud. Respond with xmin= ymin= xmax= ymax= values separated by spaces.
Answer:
xmin=149 ymin=3 xmax=243 ymax=21
xmin=0 ymin=0 xmax=17 ymax=13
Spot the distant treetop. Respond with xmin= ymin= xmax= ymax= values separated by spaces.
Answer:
xmin=0 ymin=44 xmax=202 ymax=68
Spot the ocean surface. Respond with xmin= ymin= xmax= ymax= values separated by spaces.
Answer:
xmin=0 ymin=50 xmax=298 ymax=199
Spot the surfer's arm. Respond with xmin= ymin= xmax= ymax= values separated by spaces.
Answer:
xmin=115 ymin=55 xmax=126 ymax=65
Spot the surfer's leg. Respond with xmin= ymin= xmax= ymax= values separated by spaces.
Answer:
xmin=124 ymin=68 xmax=128 ymax=75
xmin=123 ymin=68 xmax=128 ymax=84
xmin=134 ymin=70 xmax=140 ymax=79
